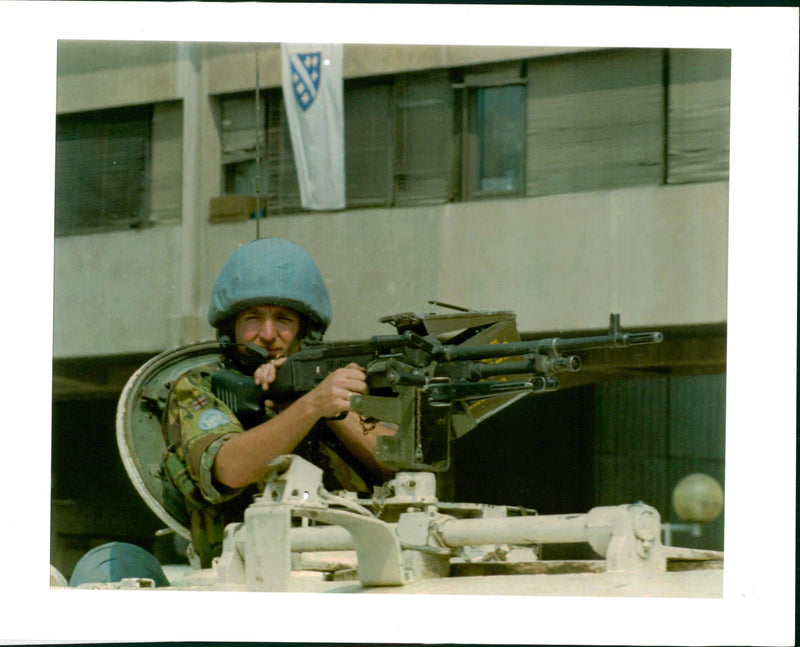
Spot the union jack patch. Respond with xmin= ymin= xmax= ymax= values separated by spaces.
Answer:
xmin=191 ymin=395 xmax=209 ymax=411
xmin=289 ymin=51 xmax=322 ymax=112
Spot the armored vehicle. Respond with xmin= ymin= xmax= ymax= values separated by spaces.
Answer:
xmin=57 ymin=307 xmax=723 ymax=596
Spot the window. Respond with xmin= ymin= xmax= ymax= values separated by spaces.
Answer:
xmin=461 ymin=62 xmax=527 ymax=200
xmin=219 ymin=89 xmax=300 ymax=215
xmin=220 ymin=72 xmax=453 ymax=213
xmin=220 ymin=82 xmax=397 ymax=214
xmin=472 ymin=84 xmax=526 ymax=196
xmin=55 ymin=105 xmax=152 ymax=236
xmin=220 ymin=92 xmax=267 ymax=195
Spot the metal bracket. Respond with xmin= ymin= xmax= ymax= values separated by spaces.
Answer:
xmin=584 ymin=504 xmax=666 ymax=573
xmin=238 ymin=455 xmax=408 ymax=590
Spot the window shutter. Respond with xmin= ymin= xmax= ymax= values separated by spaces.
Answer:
xmin=526 ymin=49 xmax=664 ymax=197
xmin=666 ymin=49 xmax=730 ymax=184
xmin=220 ymin=92 xmax=270 ymax=199
xmin=219 ymin=91 xmax=299 ymax=214
xmin=266 ymin=92 xmax=302 ymax=214
xmin=55 ymin=105 xmax=152 ymax=236
xmin=394 ymin=71 xmax=454 ymax=205
xmin=345 ymin=81 xmax=393 ymax=207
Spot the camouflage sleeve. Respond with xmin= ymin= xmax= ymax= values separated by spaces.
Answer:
xmin=165 ymin=368 xmax=248 ymax=505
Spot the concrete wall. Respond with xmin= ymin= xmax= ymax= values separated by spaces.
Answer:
xmin=57 ymin=41 xmax=181 ymax=113
xmin=56 ymin=42 xmax=589 ymax=112
xmin=53 ymin=225 xmax=183 ymax=356
xmin=207 ymin=43 xmax=591 ymax=95
xmin=53 ymin=180 xmax=728 ymax=357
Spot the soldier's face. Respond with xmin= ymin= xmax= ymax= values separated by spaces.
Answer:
xmin=234 ymin=304 xmax=301 ymax=357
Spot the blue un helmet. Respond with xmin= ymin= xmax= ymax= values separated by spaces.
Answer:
xmin=208 ymin=238 xmax=332 ymax=355
xmin=69 ymin=542 xmax=169 ymax=587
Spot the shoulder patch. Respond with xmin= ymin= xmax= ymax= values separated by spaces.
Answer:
xmin=197 ymin=408 xmax=231 ymax=431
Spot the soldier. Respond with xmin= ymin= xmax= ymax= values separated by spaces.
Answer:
xmin=162 ymin=237 xmax=395 ymax=567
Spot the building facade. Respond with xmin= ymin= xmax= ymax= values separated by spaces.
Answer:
xmin=52 ymin=42 xmax=729 ymax=575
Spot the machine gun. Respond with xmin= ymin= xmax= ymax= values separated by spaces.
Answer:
xmin=111 ymin=305 xmax=729 ymax=593
xmin=212 ymin=307 xmax=663 ymax=472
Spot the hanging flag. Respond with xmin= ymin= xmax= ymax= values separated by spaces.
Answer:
xmin=281 ymin=43 xmax=345 ymax=210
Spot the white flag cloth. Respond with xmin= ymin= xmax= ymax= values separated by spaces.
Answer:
xmin=281 ymin=43 xmax=345 ymax=210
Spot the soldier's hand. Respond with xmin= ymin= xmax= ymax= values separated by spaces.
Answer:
xmin=254 ymin=356 xmax=287 ymax=390
xmin=309 ymin=362 xmax=367 ymax=419
xmin=253 ymin=356 xmax=288 ymax=410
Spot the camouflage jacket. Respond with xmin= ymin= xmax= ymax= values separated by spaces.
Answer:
xmin=161 ymin=363 xmax=377 ymax=568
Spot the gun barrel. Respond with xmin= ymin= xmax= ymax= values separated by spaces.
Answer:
xmin=437 ymin=324 xmax=662 ymax=362
xmin=623 ymin=331 xmax=664 ymax=345
xmin=549 ymin=330 xmax=663 ymax=352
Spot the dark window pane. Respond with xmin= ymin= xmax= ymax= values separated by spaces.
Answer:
xmin=476 ymin=84 xmax=525 ymax=194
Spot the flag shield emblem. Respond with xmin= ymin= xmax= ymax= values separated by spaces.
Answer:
xmin=281 ymin=43 xmax=345 ymax=209
xmin=289 ymin=51 xmax=323 ymax=112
